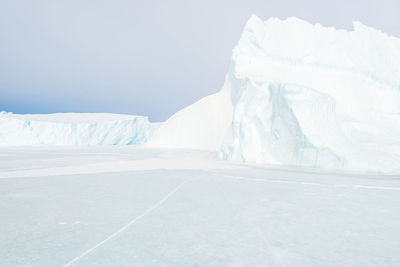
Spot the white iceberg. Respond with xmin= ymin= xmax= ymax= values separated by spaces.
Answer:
xmin=0 ymin=112 xmax=156 ymax=146
xmin=148 ymin=15 xmax=400 ymax=173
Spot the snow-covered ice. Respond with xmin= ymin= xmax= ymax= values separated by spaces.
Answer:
xmin=1 ymin=146 xmax=400 ymax=266
xmin=148 ymin=15 xmax=400 ymax=173
xmin=0 ymin=112 xmax=156 ymax=146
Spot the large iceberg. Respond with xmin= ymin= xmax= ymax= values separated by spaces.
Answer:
xmin=0 ymin=112 xmax=156 ymax=146
xmin=148 ymin=15 xmax=400 ymax=173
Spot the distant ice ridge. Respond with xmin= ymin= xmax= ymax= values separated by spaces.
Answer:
xmin=148 ymin=15 xmax=400 ymax=173
xmin=0 ymin=112 xmax=156 ymax=146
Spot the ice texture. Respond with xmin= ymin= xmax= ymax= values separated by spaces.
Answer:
xmin=149 ymin=15 xmax=400 ymax=173
xmin=2 ymin=147 xmax=400 ymax=266
xmin=0 ymin=112 xmax=155 ymax=146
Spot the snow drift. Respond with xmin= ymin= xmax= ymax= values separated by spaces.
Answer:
xmin=147 ymin=92 xmax=232 ymax=151
xmin=0 ymin=112 xmax=155 ymax=146
xmin=148 ymin=15 xmax=400 ymax=173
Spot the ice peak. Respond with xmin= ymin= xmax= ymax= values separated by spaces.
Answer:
xmin=247 ymin=14 xmax=263 ymax=25
xmin=351 ymin=20 xmax=392 ymax=39
xmin=244 ymin=15 xmax=397 ymax=38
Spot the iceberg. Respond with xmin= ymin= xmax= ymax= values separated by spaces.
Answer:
xmin=0 ymin=111 xmax=156 ymax=146
xmin=148 ymin=15 xmax=400 ymax=173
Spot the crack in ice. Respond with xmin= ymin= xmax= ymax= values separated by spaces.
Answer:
xmin=64 ymin=180 xmax=188 ymax=267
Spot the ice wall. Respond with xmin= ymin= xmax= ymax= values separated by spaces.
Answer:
xmin=150 ymin=15 xmax=400 ymax=173
xmin=0 ymin=112 xmax=155 ymax=146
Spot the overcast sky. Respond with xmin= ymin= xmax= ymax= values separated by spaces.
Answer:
xmin=1 ymin=0 xmax=399 ymax=121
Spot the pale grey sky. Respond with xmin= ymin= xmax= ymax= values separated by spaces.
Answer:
xmin=1 ymin=0 xmax=399 ymax=121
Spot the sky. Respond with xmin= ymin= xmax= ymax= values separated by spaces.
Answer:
xmin=1 ymin=0 xmax=399 ymax=122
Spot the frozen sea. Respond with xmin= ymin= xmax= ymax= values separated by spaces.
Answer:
xmin=1 ymin=146 xmax=399 ymax=266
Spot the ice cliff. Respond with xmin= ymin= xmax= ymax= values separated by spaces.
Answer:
xmin=0 ymin=112 xmax=155 ymax=146
xmin=148 ymin=15 xmax=400 ymax=173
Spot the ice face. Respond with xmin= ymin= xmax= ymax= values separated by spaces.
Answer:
xmin=0 ymin=112 xmax=156 ymax=146
xmin=220 ymin=82 xmax=343 ymax=169
xmin=150 ymin=15 xmax=400 ymax=173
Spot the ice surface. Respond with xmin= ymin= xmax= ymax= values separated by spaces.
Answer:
xmin=149 ymin=15 xmax=400 ymax=173
xmin=0 ymin=112 xmax=156 ymax=146
xmin=1 ymin=147 xmax=400 ymax=266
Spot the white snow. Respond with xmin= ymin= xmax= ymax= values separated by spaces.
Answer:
xmin=0 ymin=111 xmax=156 ymax=146
xmin=149 ymin=15 xmax=400 ymax=173
xmin=147 ymin=92 xmax=232 ymax=150
xmin=1 ymin=146 xmax=399 ymax=266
